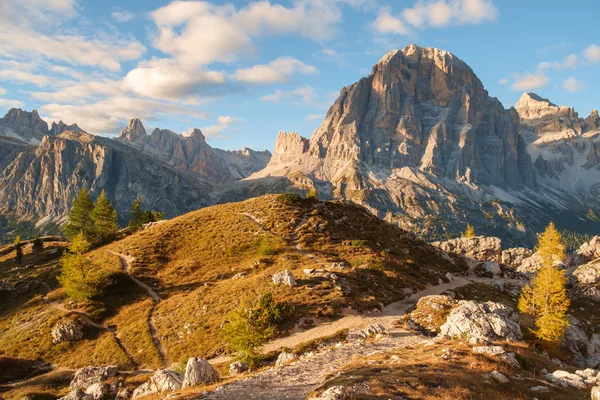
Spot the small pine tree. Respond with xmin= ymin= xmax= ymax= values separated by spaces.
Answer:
xmin=518 ymin=222 xmax=570 ymax=344
xmin=32 ymin=237 xmax=44 ymax=256
xmin=128 ymin=196 xmax=145 ymax=232
xmin=91 ymin=190 xmax=118 ymax=243
xmin=128 ymin=196 xmax=164 ymax=232
xmin=14 ymin=235 xmax=23 ymax=265
xmin=63 ymin=188 xmax=95 ymax=241
xmin=58 ymin=233 xmax=108 ymax=300
xmin=306 ymin=188 xmax=318 ymax=200
xmin=462 ymin=224 xmax=476 ymax=238
xmin=221 ymin=293 xmax=293 ymax=367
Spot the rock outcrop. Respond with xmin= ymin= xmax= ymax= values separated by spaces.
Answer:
xmin=575 ymin=237 xmax=600 ymax=266
xmin=573 ymin=260 xmax=600 ymax=285
xmin=432 ymin=236 xmax=501 ymax=262
xmin=439 ymin=300 xmax=522 ymax=343
xmin=182 ymin=357 xmax=220 ymax=388
xmin=132 ymin=369 xmax=184 ymax=399
xmin=51 ymin=319 xmax=84 ymax=344
xmin=272 ymin=270 xmax=297 ymax=287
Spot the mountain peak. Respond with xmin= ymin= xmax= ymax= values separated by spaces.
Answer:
xmin=515 ymin=92 xmax=561 ymax=119
xmin=120 ymin=118 xmax=147 ymax=142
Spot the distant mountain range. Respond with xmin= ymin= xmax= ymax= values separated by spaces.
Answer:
xmin=1 ymin=44 xmax=598 ymax=244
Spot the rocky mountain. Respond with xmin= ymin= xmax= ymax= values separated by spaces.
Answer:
xmin=0 ymin=110 xmax=271 ymax=226
xmin=0 ymin=129 xmax=213 ymax=225
xmin=516 ymin=92 xmax=600 ymax=206
xmin=0 ymin=109 xmax=51 ymax=145
xmin=243 ymin=44 xmax=599 ymax=244
xmin=117 ymin=119 xmax=271 ymax=184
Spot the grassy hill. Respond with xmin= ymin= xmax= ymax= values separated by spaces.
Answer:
xmin=0 ymin=194 xmax=467 ymax=372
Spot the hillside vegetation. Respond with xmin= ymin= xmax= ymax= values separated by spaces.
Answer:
xmin=0 ymin=194 xmax=467 ymax=371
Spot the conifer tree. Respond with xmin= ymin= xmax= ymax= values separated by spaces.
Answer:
xmin=462 ymin=224 xmax=476 ymax=238
xmin=58 ymin=232 xmax=108 ymax=300
xmin=91 ymin=190 xmax=118 ymax=243
xmin=14 ymin=235 xmax=23 ymax=265
xmin=518 ymin=222 xmax=570 ymax=344
xmin=128 ymin=196 xmax=145 ymax=232
xmin=32 ymin=237 xmax=44 ymax=256
xmin=63 ymin=187 xmax=95 ymax=241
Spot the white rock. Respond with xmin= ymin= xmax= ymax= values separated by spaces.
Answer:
xmin=272 ymin=270 xmax=296 ymax=287
xmin=490 ymin=371 xmax=510 ymax=384
xmin=52 ymin=320 xmax=84 ymax=344
xmin=132 ymin=370 xmax=184 ymax=399
xmin=229 ymin=361 xmax=249 ymax=375
xmin=472 ymin=346 xmax=505 ymax=355
xmin=275 ymin=352 xmax=298 ymax=367
xmin=592 ymin=385 xmax=600 ymax=400
xmin=182 ymin=358 xmax=220 ymax=388
xmin=70 ymin=366 xmax=118 ymax=391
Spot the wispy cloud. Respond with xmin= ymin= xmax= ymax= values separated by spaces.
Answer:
xmin=562 ymin=77 xmax=585 ymax=92
xmin=509 ymin=73 xmax=550 ymax=91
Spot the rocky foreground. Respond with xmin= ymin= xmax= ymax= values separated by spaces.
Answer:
xmin=3 ymin=232 xmax=600 ymax=399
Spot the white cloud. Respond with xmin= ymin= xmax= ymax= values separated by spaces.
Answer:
xmin=372 ymin=8 xmax=410 ymax=35
xmin=40 ymin=96 xmax=208 ymax=134
xmin=112 ymin=10 xmax=135 ymax=23
xmin=0 ymin=98 xmax=23 ymax=109
xmin=0 ymin=1 xmax=145 ymax=71
xmin=563 ymin=77 xmax=584 ymax=92
xmin=584 ymin=44 xmax=600 ymax=63
xmin=200 ymin=115 xmax=244 ymax=138
xmin=150 ymin=0 xmax=361 ymax=68
xmin=374 ymin=0 xmax=497 ymax=35
xmin=234 ymin=57 xmax=317 ymax=84
xmin=509 ymin=73 xmax=550 ymax=91
xmin=124 ymin=59 xmax=227 ymax=102
xmin=498 ymin=77 xmax=509 ymax=85
xmin=261 ymin=85 xmax=318 ymax=106
xmin=0 ymin=70 xmax=68 ymax=87
xmin=0 ymin=88 xmax=6 ymax=96
xmin=538 ymin=53 xmax=579 ymax=71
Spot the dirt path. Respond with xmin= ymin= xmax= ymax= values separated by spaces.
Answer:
xmin=108 ymin=250 xmax=167 ymax=367
xmin=208 ymin=275 xmax=497 ymax=399
xmin=34 ymin=280 xmax=140 ymax=368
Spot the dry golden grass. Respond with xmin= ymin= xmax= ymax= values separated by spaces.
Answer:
xmin=1 ymin=195 xmax=469 ymax=373
xmin=311 ymin=341 xmax=587 ymax=400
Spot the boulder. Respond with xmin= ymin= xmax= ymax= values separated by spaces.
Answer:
xmin=52 ymin=320 xmax=84 ymax=344
xmin=346 ymin=324 xmax=386 ymax=341
xmin=132 ymin=370 xmax=183 ymax=399
xmin=229 ymin=361 xmax=249 ymax=375
xmin=312 ymin=386 xmax=348 ymax=400
xmin=593 ymin=385 xmax=600 ymax=400
xmin=402 ymin=295 xmax=457 ymax=335
xmin=432 ymin=236 xmax=501 ymax=262
xmin=490 ymin=371 xmax=510 ymax=384
xmin=115 ymin=388 xmax=132 ymax=400
xmin=70 ymin=366 xmax=118 ymax=391
xmin=58 ymin=388 xmax=92 ymax=400
xmin=575 ymin=236 xmax=600 ymax=265
xmin=84 ymin=382 xmax=109 ymax=400
xmin=501 ymin=247 xmax=533 ymax=268
xmin=515 ymin=253 xmax=543 ymax=273
xmin=438 ymin=300 xmax=522 ymax=343
xmin=182 ymin=357 xmax=220 ymax=388
xmin=545 ymin=370 xmax=589 ymax=389
xmin=275 ymin=352 xmax=298 ymax=367
xmin=573 ymin=260 xmax=600 ymax=285
xmin=472 ymin=346 xmax=505 ymax=355
xmin=272 ymin=270 xmax=296 ymax=287
xmin=588 ymin=334 xmax=600 ymax=368
xmin=563 ymin=317 xmax=590 ymax=364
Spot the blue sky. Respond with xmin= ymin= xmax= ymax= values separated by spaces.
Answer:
xmin=0 ymin=0 xmax=598 ymax=152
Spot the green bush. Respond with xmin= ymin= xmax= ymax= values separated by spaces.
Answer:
xmin=349 ymin=239 xmax=368 ymax=248
xmin=306 ymin=188 xmax=318 ymax=200
xmin=257 ymin=236 xmax=275 ymax=256
xmin=277 ymin=193 xmax=302 ymax=205
xmin=221 ymin=293 xmax=294 ymax=367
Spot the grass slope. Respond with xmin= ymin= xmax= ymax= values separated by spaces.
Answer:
xmin=0 ymin=194 xmax=468 ymax=371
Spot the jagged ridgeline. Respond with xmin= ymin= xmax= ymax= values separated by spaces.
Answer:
xmin=0 ymin=44 xmax=599 ymax=244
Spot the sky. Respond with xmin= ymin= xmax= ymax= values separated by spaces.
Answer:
xmin=0 ymin=0 xmax=598 ymax=152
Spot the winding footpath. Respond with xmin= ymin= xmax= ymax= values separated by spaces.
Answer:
xmin=108 ymin=250 xmax=168 ymax=367
xmin=34 ymin=280 xmax=140 ymax=368
xmin=208 ymin=276 xmax=483 ymax=400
